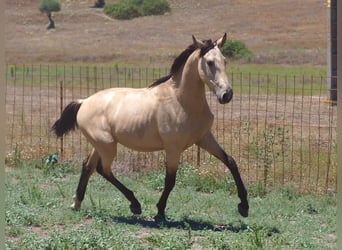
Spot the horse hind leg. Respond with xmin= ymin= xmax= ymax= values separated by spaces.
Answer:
xmin=95 ymin=143 xmax=142 ymax=215
xmin=71 ymin=148 xmax=99 ymax=210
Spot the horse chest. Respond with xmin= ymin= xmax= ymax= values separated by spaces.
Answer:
xmin=185 ymin=113 xmax=214 ymax=139
xmin=158 ymin=107 xmax=214 ymax=148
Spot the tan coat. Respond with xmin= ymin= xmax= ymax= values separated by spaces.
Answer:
xmin=52 ymin=34 xmax=249 ymax=219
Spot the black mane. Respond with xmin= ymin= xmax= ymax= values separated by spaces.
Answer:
xmin=149 ymin=39 xmax=215 ymax=88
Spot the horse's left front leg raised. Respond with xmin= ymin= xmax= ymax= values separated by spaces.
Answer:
xmin=197 ymin=132 xmax=249 ymax=217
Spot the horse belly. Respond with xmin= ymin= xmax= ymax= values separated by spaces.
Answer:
xmin=112 ymin=109 xmax=164 ymax=152
xmin=115 ymin=126 xmax=164 ymax=152
xmin=100 ymin=89 xmax=163 ymax=151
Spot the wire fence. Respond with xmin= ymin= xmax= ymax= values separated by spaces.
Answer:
xmin=5 ymin=64 xmax=337 ymax=194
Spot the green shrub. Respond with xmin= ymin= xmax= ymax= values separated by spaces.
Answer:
xmin=221 ymin=39 xmax=253 ymax=60
xmin=141 ymin=0 xmax=170 ymax=16
xmin=104 ymin=0 xmax=170 ymax=20
xmin=104 ymin=1 xmax=140 ymax=20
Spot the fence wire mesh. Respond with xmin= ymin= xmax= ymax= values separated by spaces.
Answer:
xmin=5 ymin=64 xmax=337 ymax=193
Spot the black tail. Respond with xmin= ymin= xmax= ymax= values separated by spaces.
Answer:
xmin=52 ymin=101 xmax=82 ymax=138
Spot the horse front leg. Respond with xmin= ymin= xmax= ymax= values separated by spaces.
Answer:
xmin=155 ymin=150 xmax=181 ymax=221
xmin=196 ymin=132 xmax=249 ymax=217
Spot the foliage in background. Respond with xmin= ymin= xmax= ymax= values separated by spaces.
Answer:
xmin=249 ymin=119 xmax=290 ymax=189
xmin=104 ymin=0 xmax=170 ymax=20
xmin=221 ymin=39 xmax=253 ymax=60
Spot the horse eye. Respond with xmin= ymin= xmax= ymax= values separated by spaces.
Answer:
xmin=207 ymin=61 xmax=214 ymax=67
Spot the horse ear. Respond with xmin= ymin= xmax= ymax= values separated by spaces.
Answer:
xmin=216 ymin=33 xmax=227 ymax=48
xmin=192 ymin=35 xmax=206 ymax=49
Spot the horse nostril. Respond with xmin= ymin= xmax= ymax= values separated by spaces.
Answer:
xmin=221 ymin=90 xmax=233 ymax=104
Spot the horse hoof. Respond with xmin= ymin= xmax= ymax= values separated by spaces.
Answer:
xmin=70 ymin=195 xmax=81 ymax=211
xmin=130 ymin=204 xmax=142 ymax=215
xmin=238 ymin=203 xmax=249 ymax=217
xmin=154 ymin=214 xmax=166 ymax=223
xmin=70 ymin=203 xmax=80 ymax=211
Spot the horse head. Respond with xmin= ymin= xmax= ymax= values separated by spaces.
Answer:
xmin=193 ymin=33 xmax=233 ymax=104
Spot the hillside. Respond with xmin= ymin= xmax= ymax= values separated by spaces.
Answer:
xmin=5 ymin=0 xmax=328 ymax=65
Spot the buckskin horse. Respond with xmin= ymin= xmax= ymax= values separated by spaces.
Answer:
xmin=52 ymin=33 xmax=249 ymax=221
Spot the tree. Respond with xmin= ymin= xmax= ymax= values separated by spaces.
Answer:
xmin=39 ymin=0 xmax=61 ymax=30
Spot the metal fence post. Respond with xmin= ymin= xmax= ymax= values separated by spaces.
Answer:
xmin=326 ymin=0 xmax=337 ymax=105
xmin=59 ymin=79 xmax=64 ymax=160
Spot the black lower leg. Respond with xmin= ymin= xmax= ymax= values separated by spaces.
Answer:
xmin=155 ymin=172 xmax=176 ymax=221
xmin=96 ymin=162 xmax=141 ymax=214
xmin=223 ymin=152 xmax=249 ymax=217
xmin=76 ymin=158 xmax=94 ymax=203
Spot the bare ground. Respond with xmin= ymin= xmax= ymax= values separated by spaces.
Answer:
xmin=6 ymin=0 xmax=328 ymax=65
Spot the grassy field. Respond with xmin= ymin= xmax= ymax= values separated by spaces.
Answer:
xmin=5 ymin=159 xmax=336 ymax=249
xmin=6 ymin=63 xmax=327 ymax=95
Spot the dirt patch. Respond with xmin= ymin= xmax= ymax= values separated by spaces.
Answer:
xmin=5 ymin=0 xmax=327 ymax=65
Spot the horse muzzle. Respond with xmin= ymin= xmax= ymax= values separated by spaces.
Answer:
xmin=218 ymin=89 xmax=233 ymax=104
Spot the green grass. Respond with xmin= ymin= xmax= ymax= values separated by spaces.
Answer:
xmin=6 ymin=63 xmax=327 ymax=95
xmin=228 ymin=64 xmax=326 ymax=77
xmin=5 ymin=159 xmax=336 ymax=249
xmin=228 ymin=64 xmax=327 ymax=95
xmin=6 ymin=64 xmax=169 ymax=90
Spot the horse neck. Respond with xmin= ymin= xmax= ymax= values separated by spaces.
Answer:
xmin=174 ymin=52 xmax=208 ymax=111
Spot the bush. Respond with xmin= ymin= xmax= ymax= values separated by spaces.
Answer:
xmin=141 ymin=0 xmax=170 ymax=16
xmin=104 ymin=0 xmax=170 ymax=20
xmin=104 ymin=2 xmax=140 ymax=20
xmin=221 ymin=39 xmax=253 ymax=60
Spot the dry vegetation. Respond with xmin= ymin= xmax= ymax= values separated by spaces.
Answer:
xmin=6 ymin=0 xmax=327 ymax=65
